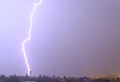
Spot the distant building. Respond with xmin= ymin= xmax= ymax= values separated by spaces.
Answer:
xmin=90 ymin=69 xmax=120 ymax=79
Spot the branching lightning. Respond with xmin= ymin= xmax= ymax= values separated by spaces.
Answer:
xmin=22 ymin=0 xmax=43 ymax=76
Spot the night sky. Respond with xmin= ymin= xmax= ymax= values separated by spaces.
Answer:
xmin=0 ymin=0 xmax=120 ymax=77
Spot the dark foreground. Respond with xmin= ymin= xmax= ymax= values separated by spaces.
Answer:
xmin=0 ymin=75 xmax=120 ymax=82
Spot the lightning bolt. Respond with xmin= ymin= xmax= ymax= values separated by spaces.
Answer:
xmin=22 ymin=0 xmax=43 ymax=76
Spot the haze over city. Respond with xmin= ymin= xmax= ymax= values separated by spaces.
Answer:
xmin=0 ymin=0 xmax=120 ymax=77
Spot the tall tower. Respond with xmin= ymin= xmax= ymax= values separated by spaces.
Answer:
xmin=105 ymin=68 xmax=109 ymax=75
xmin=30 ymin=70 xmax=32 ymax=76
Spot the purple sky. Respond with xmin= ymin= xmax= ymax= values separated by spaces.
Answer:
xmin=0 ymin=0 xmax=120 ymax=77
